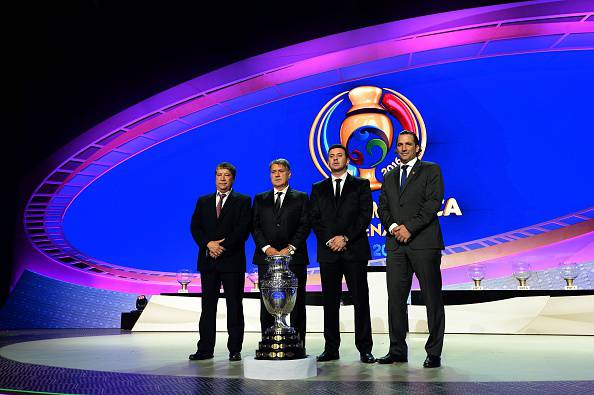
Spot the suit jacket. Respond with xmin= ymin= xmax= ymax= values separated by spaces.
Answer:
xmin=190 ymin=190 xmax=252 ymax=273
xmin=378 ymin=160 xmax=444 ymax=251
xmin=252 ymin=187 xmax=310 ymax=266
xmin=310 ymin=174 xmax=372 ymax=263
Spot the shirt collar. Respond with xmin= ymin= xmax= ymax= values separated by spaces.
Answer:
xmin=273 ymin=185 xmax=290 ymax=194
xmin=401 ymin=157 xmax=417 ymax=169
xmin=217 ymin=189 xmax=232 ymax=196
xmin=331 ymin=171 xmax=348 ymax=183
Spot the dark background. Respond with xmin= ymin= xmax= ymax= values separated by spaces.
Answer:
xmin=3 ymin=0 xmax=520 ymax=306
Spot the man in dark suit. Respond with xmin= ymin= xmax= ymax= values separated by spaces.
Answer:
xmin=377 ymin=130 xmax=445 ymax=368
xmin=310 ymin=144 xmax=375 ymax=364
xmin=189 ymin=162 xmax=251 ymax=362
xmin=252 ymin=158 xmax=310 ymax=345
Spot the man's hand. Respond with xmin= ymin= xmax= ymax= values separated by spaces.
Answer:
xmin=279 ymin=247 xmax=291 ymax=256
xmin=207 ymin=239 xmax=226 ymax=258
xmin=328 ymin=235 xmax=347 ymax=252
xmin=265 ymin=246 xmax=281 ymax=256
xmin=394 ymin=225 xmax=411 ymax=243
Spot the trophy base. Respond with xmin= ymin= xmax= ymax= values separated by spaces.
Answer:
xmin=517 ymin=285 xmax=530 ymax=290
xmin=255 ymin=332 xmax=306 ymax=360
xmin=264 ymin=325 xmax=296 ymax=336
xmin=471 ymin=285 xmax=484 ymax=290
xmin=565 ymin=285 xmax=578 ymax=290
xmin=244 ymin=356 xmax=317 ymax=380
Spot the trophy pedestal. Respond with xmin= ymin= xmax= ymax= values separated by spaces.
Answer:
xmin=243 ymin=355 xmax=317 ymax=380
xmin=255 ymin=331 xmax=306 ymax=360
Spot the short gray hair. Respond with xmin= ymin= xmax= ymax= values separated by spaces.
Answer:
xmin=269 ymin=158 xmax=291 ymax=171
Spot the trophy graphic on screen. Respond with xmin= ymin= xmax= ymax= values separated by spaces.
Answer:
xmin=309 ymin=85 xmax=426 ymax=191
xmin=339 ymin=86 xmax=394 ymax=190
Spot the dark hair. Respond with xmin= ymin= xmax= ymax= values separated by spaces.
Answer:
xmin=328 ymin=144 xmax=348 ymax=156
xmin=397 ymin=130 xmax=423 ymax=156
xmin=215 ymin=162 xmax=237 ymax=179
xmin=269 ymin=158 xmax=291 ymax=171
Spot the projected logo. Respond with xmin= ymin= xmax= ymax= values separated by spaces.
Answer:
xmin=309 ymin=86 xmax=426 ymax=190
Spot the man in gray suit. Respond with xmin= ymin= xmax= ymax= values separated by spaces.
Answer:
xmin=377 ymin=130 xmax=445 ymax=368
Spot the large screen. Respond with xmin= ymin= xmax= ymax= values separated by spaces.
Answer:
xmin=61 ymin=50 xmax=594 ymax=286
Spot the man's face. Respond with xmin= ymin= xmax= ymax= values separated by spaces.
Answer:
xmin=396 ymin=134 xmax=420 ymax=164
xmin=328 ymin=147 xmax=349 ymax=174
xmin=215 ymin=168 xmax=234 ymax=193
xmin=270 ymin=164 xmax=290 ymax=189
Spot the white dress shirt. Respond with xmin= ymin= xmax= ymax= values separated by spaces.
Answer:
xmin=331 ymin=171 xmax=348 ymax=196
xmin=388 ymin=158 xmax=417 ymax=233
xmin=327 ymin=172 xmax=349 ymax=246
xmin=216 ymin=189 xmax=231 ymax=209
xmin=262 ymin=185 xmax=295 ymax=254
xmin=273 ymin=185 xmax=289 ymax=208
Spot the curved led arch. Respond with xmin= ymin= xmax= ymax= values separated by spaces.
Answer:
xmin=20 ymin=0 xmax=594 ymax=292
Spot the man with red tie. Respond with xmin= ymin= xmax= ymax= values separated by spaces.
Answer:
xmin=189 ymin=162 xmax=251 ymax=362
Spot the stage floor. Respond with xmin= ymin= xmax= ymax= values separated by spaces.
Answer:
xmin=1 ymin=329 xmax=594 ymax=394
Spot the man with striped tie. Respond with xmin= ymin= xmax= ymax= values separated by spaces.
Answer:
xmin=189 ymin=162 xmax=251 ymax=362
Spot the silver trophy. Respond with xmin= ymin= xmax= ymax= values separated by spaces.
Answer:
xmin=259 ymin=255 xmax=298 ymax=335
xmin=256 ymin=254 xmax=305 ymax=360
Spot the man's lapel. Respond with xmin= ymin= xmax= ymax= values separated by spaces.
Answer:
xmin=206 ymin=193 xmax=217 ymax=223
xmin=400 ymin=160 xmax=421 ymax=196
xmin=322 ymin=177 xmax=335 ymax=206
xmin=265 ymin=190 xmax=275 ymax=212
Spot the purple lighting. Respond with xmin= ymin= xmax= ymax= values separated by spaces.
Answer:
xmin=16 ymin=0 xmax=594 ymax=293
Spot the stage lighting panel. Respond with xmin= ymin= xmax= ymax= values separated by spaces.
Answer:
xmin=481 ymin=34 xmax=564 ymax=55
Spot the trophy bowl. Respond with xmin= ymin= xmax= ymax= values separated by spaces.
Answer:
xmin=467 ymin=264 xmax=485 ymax=290
xmin=559 ymin=262 xmax=579 ymax=289
xmin=176 ymin=269 xmax=193 ymax=293
xmin=512 ymin=262 xmax=532 ymax=289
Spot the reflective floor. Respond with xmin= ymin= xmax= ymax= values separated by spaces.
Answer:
xmin=1 ymin=329 xmax=594 ymax=394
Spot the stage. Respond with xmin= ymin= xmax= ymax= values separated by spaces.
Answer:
xmin=6 ymin=1 xmax=594 ymax=394
xmin=1 ymin=330 xmax=593 ymax=394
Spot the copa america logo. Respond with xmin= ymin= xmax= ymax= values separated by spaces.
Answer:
xmin=309 ymin=86 xmax=427 ymax=191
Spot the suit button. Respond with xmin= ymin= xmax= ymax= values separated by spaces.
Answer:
xmin=399 ymin=204 xmax=403 ymax=207
xmin=276 ymin=223 xmax=280 ymax=227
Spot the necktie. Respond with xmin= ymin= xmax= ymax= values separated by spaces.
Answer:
xmin=335 ymin=179 xmax=342 ymax=203
xmin=216 ymin=193 xmax=226 ymax=218
xmin=400 ymin=165 xmax=408 ymax=192
xmin=274 ymin=191 xmax=283 ymax=213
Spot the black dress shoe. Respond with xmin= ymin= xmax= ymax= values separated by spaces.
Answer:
xmin=229 ymin=352 xmax=241 ymax=361
xmin=188 ymin=351 xmax=214 ymax=361
xmin=316 ymin=351 xmax=340 ymax=362
xmin=423 ymin=355 xmax=441 ymax=368
xmin=376 ymin=353 xmax=408 ymax=364
xmin=360 ymin=352 xmax=375 ymax=363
